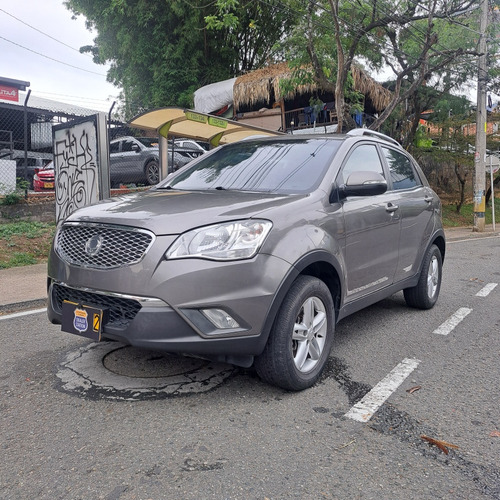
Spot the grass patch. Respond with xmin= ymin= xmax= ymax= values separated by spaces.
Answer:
xmin=0 ymin=252 xmax=38 ymax=269
xmin=0 ymin=221 xmax=56 ymax=269
xmin=0 ymin=221 xmax=54 ymax=240
xmin=442 ymin=197 xmax=500 ymax=228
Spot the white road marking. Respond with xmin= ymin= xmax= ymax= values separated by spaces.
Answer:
xmin=344 ymin=358 xmax=421 ymax=423
xmin=0 ymin=308 xmax=47 ymax=321
xmin=433 ymin=307 xmax=472 ymax=335
xmin=448 ymin=235 xmax=500 ymax=244
xmin=476 ymin=283 xmax=498 ymax=297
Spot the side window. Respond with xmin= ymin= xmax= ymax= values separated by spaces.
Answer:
xmin=122 ymin=140 xmax=136 ymax=153
xmin=339 ymin=144 xmax=384 ymax=184
xmin=109 ymin=141 xmax=120 ymax=154
xmin=382 ymin=147 xmax=420 ymax=190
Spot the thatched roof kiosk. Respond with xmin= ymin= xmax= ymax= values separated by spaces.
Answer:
xmin=233 ymin=62 xmax=392 ymax=115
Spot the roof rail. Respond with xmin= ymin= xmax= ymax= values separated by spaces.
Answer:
xmin=347 ymin=129 xmax=400 ymax=147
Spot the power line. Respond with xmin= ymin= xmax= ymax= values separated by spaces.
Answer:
xmin=0 ymin=7 xmax=93 ymax=56
xmin=0 ymin=35 xmax=107 ymax=76
xmin=34 ymin=90 xmax=117 ymax=103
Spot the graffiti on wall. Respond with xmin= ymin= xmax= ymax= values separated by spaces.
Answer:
xmin=54 ymin=119 xmax=99 ymax=223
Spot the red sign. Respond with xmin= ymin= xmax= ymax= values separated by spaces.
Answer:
xmin=0 ymin=85 xmax=19 ymax=102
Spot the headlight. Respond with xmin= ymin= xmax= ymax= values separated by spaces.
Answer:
xmin=166 ymin=220 xmax=272 ymax=261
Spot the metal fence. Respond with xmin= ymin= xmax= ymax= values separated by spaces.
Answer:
xmin=0 ymin=90 xmax=98 ymax=195
xmin=0 ymin=91 xmax=206 ymax=196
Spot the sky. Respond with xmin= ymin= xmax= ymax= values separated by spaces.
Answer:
xmin=0 ymin=0 xmax=118 ymax=112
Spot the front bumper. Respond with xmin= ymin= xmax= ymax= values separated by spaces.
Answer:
xmin=47 ymin=247 xmax=292 ymax=364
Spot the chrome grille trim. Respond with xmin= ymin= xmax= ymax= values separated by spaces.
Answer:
xmin=50 ymin=281 xmax=168 ymax=330
xmin=55 ymin=222 xmax=155 ymax=269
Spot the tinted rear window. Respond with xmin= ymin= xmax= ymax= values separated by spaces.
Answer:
xmin=382 ymin=147 xmax=421 ymax=190
xmin=164 ymin=139 xmax=340 ymax=194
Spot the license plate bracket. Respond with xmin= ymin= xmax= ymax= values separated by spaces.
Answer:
xmin=61 ymin=300 xmax=106 ymax=341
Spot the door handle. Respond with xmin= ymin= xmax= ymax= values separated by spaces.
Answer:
xmin=386 ymin=203 xmax=399 ymax=213
xmin=424 ymin=195 xmax=433 ymax=203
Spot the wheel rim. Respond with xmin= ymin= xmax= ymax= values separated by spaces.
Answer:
xmin=427 ymin=255 xmax=439 ymax=298
xmin=291 ymin=296 xmax=327 ymax=373
xmin=147 ymin=163 xmax=159 ymax=184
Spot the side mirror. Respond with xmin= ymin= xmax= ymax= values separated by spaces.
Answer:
xmin=131 ymin=143 xmax=141 ymax=153
xmin=339 ymin=171 xmax=387 ymax=198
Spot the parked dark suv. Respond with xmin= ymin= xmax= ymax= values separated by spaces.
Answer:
xmin=47 ymin=130 xmax=445 ymax=390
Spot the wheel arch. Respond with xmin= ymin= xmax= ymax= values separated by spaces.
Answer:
xmin=143 ymin=154 xmax=159 ymax=171
xmin=257 ymin=251 xmax=344 ymax=356
xmin=432 ymin=232 xmax=446 ymax=264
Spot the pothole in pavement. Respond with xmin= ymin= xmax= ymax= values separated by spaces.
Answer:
xmin=56 ymin=342 xmax=237 ymax=400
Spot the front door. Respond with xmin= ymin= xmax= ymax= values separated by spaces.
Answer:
xmin=339 ymin=144 xmax=401 ymax=302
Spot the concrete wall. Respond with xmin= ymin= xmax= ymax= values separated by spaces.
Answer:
xmin=0 ymin=200 xmax=55 ymax=223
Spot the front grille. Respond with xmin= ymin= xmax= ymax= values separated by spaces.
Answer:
xmin=56 ymin=223 xmax=154 ymax=269
xmin=52 ymin=283 xmax=142 ymax=329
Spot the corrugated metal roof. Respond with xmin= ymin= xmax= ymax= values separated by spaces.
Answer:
xmin=0 ymin=92 xmax=98 ymax=116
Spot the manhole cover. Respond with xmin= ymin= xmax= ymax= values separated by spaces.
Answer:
xmin=103 ymin=347 xmax=207 ymax=377
xmin=56 ymin=342 xmax=237 ymax=400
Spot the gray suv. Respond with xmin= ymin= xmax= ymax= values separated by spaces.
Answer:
xmin=109 ymin=136 xmax=201 ymax=186
xmin=47 ymin=130 xmax=445 ymax=390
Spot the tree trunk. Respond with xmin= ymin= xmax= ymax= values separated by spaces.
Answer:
xmin=485 ymin=174 xmax=500 ymax=206
xmin=454 ymin=162 xmax=467 ymax=213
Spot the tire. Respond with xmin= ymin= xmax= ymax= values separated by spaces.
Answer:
xmin=404 ymin=244 xmax=442 ymax=309
xmin=145 ymin=160 xmax=160 ymax=185
xmin=254 ymin=275 xmax=335 ymax=391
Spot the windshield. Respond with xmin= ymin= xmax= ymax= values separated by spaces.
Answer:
xmin=163 ymin=139 xmax=340 ymax=194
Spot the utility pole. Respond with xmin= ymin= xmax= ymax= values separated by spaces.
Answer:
xmin=474 ymin=0 xmax=488 ymax=232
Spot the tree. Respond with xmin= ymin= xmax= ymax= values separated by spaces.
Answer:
xmin=210 ymin=0 xmax=481 ymax=133
xmin=65 ymin=0 xmax=297 ymax=119
xmin=305 ymin=0 xmax=480 ymax=133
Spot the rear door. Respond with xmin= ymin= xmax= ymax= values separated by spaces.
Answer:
xmin=119 ymin=139 xmax=143 ymax=182
xmin=380 ymin=146 xmax=435 ymax=282
xmin=339 ymin=143 xmax=402 ymax=301
xmin=109 ymin=139 xmax=122 ymax=185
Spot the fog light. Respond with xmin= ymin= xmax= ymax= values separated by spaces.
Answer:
xmin=201 ymin=309 xmax=240 ymax=329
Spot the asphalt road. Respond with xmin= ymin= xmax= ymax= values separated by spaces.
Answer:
xmin=1 ymin=235 xmax=499 ymax=500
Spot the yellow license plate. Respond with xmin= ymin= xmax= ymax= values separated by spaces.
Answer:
xmin=44 ymin=182 xmax=54 ymax=189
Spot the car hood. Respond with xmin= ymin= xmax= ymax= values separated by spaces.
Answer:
xmin=64 ymin=189 xmax=308 ymax=235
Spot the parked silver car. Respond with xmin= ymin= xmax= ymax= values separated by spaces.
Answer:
xmin=109 ymin=136 xmax=201 ymax=186
xmin=48 ymin=130 xmax=445 ymax=390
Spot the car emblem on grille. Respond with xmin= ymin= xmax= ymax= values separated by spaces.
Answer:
xmin=85 ymin=235 xmax=104 ymax=257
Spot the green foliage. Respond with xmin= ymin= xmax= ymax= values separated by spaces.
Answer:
xmin=0 ymin=221 xmax=54 ymax=240
xmin=0 ymin=221 xmax=56 ymax=269
xmin=16 ymin=178 xmax=29 ymax=191
xmin=1 ymin=192 xmax=22 ymax=205
xmin=66 ymin=0 xmax=298 ymax=119
xmin=429 ymin=95 xmax=472 ymax=123
xmin=0 ymin=179 xmax=27 ymax=205
xmin=344 ymin=71 xmax=363 ymax=113
xmin=415 ymin=125 xmax=433 ymax=149
xmin=441 ymin=197 xmax=500 ymax=226
xmin=0 ymin=252 xmax=37 ymax=269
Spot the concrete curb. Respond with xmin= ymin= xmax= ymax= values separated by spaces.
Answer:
xmin=0 ymin=298 xmax=47 ymax=315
